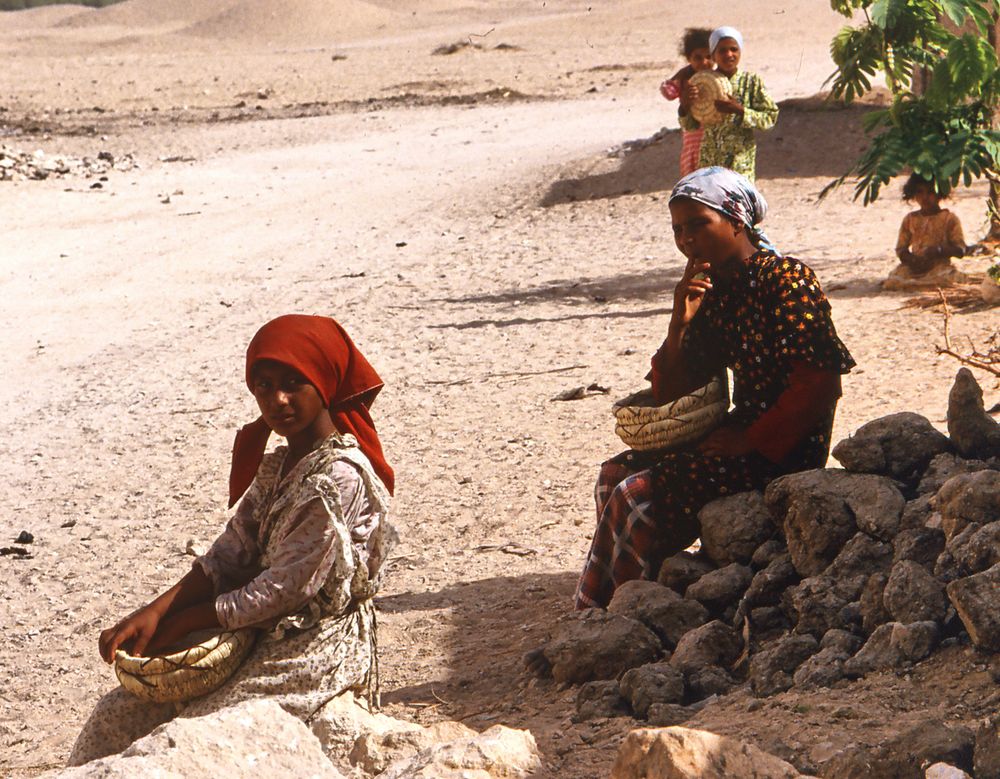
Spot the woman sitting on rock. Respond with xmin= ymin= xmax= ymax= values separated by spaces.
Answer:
xmin=576 ymin=167 xmax=855 ymax=610
xmin=69 ymin=314 xmax=395 ymax=765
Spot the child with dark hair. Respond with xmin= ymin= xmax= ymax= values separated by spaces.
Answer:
xmin=659 ymin=27 xmax=714 ymax=177
xmin=885 ymin=174 xmax=968 ymax=289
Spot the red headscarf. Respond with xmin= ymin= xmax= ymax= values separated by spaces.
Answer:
xmin=228 ymin=315 xmax=394 ymax=507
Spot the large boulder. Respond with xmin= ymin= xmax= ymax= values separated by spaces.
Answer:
xmin=947 ymin=563 xmax=1000 ymax=651
xmin=608 ymin=580 xmax=709 ymax=648
xmin=543 ymin=609 xmax=662 ymax=684
xmin=784 ymin=574 xmax=864 ymax=638
xmin=832 ymin=412 xmax=951 ymax=482
xmin=843 ymin=621 xmax=939 ymax=676
xmin=824 ymin=533 xmax=892 ymax=580
xmin=893 ymin=527 xmax=945 ymax=568
xmin=974 ymin=714 xmax=1000 ymax=779
xmin=698 ymin=491 xmax=776 ymax=566
xmin=53 ymin=699 xmax=345 ymax=778
xmin=574 ymin=680 xmax=629 ymax=722
xmin=765 ymin=470 xmax=903 ymax=576
xmin=376 ymin=724 xmax=541 ymax=779
xmin=883 ymin=560 xmax=948 ymax=624
xmin=947 ymin=368 xmax=1000 ymax=459
xmin=744 ymin=554 xmax=799 ymax=608
xmin=611 ymin=726 xmax=810 ymax=779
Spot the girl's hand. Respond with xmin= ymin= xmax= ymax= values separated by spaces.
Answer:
xmin=714 ymin=97 xmax=744 ymax=115
xmin=681 ymin=82 xmax=699 ymax=108
xmin=698 ymin=426 xmax=751 ymax=457
xmin=99 ymin=606 xmax=162 ymax=663
xmin=672 ymin=260 xmax=713 ymax=328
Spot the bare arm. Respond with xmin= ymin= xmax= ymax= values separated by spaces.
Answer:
xmin=651 ymin=258 xmax=713 ymax=403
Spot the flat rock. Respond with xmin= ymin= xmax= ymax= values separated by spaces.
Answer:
xmin=310 ymin=692 xmax=416 ymax=766
xmin=749 ymin=634 xmax=819 ymax=696
xmin=608 ymin=580 xmax=709 ymax=648
xmin=699 ymin=491 xmax=776 ymax=566
xmin=53 ymin=699 xmax=345 ymax=778
xmin=948 ymin=368 xmax=1000 ymax=459
xmin=883 ymin=560 xmax=947 ymax=624
xmin=611 ymin=726 xmax=810 ymax=779
xmin=544 ymin=609 xmax=661 ymax=684
xmin=377 ymin=724 xmax=541 ymax=779
xmin=619 ymin=662 xmax=686 ymax=717
xmin=669 ymin=620 xmax=741 ymax=673
xmin=947 ymin=563 xmax=1000 ymax=651
xmin=351 ymin=720 xmax=478 ymax=776
xmin=832 ymin=412 xmax=951 ymax=482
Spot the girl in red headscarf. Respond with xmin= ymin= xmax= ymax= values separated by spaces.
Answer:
xmin=69 ymin=315 xmax=395 ymax=766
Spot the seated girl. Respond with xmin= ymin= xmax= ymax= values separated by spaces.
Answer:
xmin=576 ymin=167 xmax=855 ymax=610
xmin=885 ymin=173 xmax=968 ymax=290
xmin=68 ymin=314 xmax=395 ymax=765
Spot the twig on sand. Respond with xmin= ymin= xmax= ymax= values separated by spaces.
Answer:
xmin=935 ymin=288 xmax=1000 ymax=378
xmin=474 ymin=541 xmax=538 ymax=556
xmin=169 ymin=406 xmax=223 ymax=415
xmin=422 ymin=364 xmax=587 ymax=387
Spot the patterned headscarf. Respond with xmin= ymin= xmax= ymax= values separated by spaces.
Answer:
xmin=228 ymin=315 xmax=394 ymax=507
xmin=710 ymin=26 xmax=743 ymax=53
xmin=669 ymin=166 xmax=779 ymax=255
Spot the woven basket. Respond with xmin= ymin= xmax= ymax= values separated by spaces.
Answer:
xmin=613 ymin=376 xmax=729 ymax=452
xmin=689 ymin=71 xmax=733 ymax=127
xmin=115 ymin=628 xmax=257 ymax=703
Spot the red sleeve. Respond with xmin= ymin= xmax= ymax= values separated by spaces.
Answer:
xmin=745 ymin=362 xmax=842 ymax=464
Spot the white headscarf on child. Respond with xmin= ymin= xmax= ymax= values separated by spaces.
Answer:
xmin=710 ymin=26 xmax=743 ymax=53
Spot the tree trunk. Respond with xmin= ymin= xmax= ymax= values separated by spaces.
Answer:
xmin=986 ymin=15 xmax=1000 ymax=244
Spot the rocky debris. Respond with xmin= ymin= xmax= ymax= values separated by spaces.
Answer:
xmin=749 ymin=634 xmax=819 ymax=696
xmin=574 ymin=680 xmax=629 ymax=722
xmin=698 ymin=491 xmax=776 ymax=565
xmin=902 ymin=494 xmax=936 ymax=531
xmin=376 ymin=724 xmax=541 ymax=779
xmin=685 ymin=666 xmax=739 ymax=699
xmin=975 ymin=715 xmax=1000 ymax=779
xmin=893 ymin=527 xmax=946 ymax=567
xmin=918 ymin=453 xmax=995 ymax=495
xmin=0 ymin=144 xmax=137 ymax=182
xmin=744 ymin=554 xmax=799 ymax=608
xmin=820 ymin=719 xmax=974 ymax=779
xmin=783 ymin=574 xmax=863 ymax=638
xmin=543 ymin=609 xmax=662 ymax=684
xmin=934 ymin=471 xmax=1000 ymax=528
xmin=611 ymin=726 xmax=810 ymax=779
xmin=948 ymin=368 xmax=1000 ymax=458
xmin=765 ymin=469 xmax=904 ymax=574
xmin=752 ymin=539 xmax=789 ymax=569
xmin=53 ymin=699 xmax=346 ymax=778
xmin=657 ymin=551 xmax=715 ymax=594
xmin=832 ymin=411 xmax=952 ymax=483
xmin=947 ymin=564 xmax=1000 ymax=651
xmin=685 ymin=563 xmax=752 ymax=614
xmin=844 ymin=621 xmax=939 ymax=676
xmin=821 ymin=628 xmax=864 ymax=654
xmin=792 ymin=646 xmax=849 ymax=689
xmin=860 ymin=572 xmax=892 ymax=634
xmin=825 ymin=533 xmax=892 ymax=580
xmin=619 ymin=663 xmax=685 ymax=717
xmin=883 ymin=560 xmax=948 ymax=624
xmin=608 ymin=580 xmax=709 ymax=648
xmin=938 ymin=523 xmax=1000 ymax=580
xmin=669 ymin=620 xmax=741 ymax=673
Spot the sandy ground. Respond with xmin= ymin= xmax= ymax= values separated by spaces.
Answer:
xmin=1 ymin=1 xmax=998 ymax=776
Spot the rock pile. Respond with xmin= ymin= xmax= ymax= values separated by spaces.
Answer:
xmin=540 ymin=369 xmax=999 ymax=730
xmin=0 ymin=145 xmax=137 ymax=181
